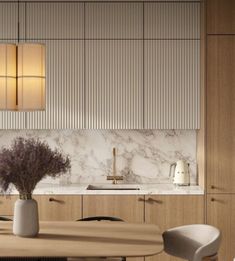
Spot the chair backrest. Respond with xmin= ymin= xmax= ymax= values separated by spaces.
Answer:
xmin=174 ymin=224 xmax=220 ymax=246
xmin=77 ymin=216 xmax=124 ymax=222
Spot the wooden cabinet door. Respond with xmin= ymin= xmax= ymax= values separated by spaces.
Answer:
xmin=145 ymin=195 xmax=204 ymax=261
xmin=207 ymin=0 xmax=235 ymax=34
xmin=207 ymin=36 xmax=235 ymax=193
xmin=83 ymin=195 xmax=144 ymax=261
xmin=82 ymin=195 xmax=144 ymax=223
xmin=35 ymin=195 xmax=82 ymax=221
xmin=207 ymin=194 xmax=235 ymax=261
xmin=0 ymin=195 xmax=17 ymax=218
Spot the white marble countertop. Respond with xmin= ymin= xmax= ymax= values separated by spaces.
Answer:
xmin=9 ymin=183 xmax=204 ymax=195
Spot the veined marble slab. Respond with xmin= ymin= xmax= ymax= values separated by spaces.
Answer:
xmin=7 ymin=183 xmax=204 ymax=195
xmin=0 ymin=130 xmax=197 ymax=185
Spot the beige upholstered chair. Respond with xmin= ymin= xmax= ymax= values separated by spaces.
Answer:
xmin=162 ymin=224 xmax=221 ymax=261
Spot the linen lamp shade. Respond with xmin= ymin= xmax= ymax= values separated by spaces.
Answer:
xmin=0 ymin=44 xmax=17 ymax=110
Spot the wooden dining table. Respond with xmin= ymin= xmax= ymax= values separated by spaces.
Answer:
xmin=0 ymin=221 xmax=163 ymax=258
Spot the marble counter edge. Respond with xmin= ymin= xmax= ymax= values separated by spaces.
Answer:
xmin=4 ymin=184 xmax=204 ymax=195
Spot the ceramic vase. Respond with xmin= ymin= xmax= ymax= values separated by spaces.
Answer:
xmin=13 ymin=194 xmax=39 ymax=237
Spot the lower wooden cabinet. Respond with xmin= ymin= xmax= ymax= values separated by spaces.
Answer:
xmin=145 ymin=195 xmax=204 ymax=261
xmin=34 ymin=195 xmax=82 ymax=221
xmin=82 ymin=195 xmax=145 ymax=223
xmin=207 ymin=194 xmax=235 ymax=261
xmin=0 ymin=195 xmax=17 ymax=218
xmin=82 ymin=195 xmax=145 ymax=261
xmin=0 ymin=194 xmax=205 ymax=261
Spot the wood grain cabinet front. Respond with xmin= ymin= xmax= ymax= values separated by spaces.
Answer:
xmin=0 ymin=195 xmax=17 ymax=218
xmin=145 ymin=195 xmax=204 ymax=261
xmin=34 ymin=195 xmax=82 ymax=221
xmin=206 ymin=36 xmax=235 ymax=193
xmin=82 ymin=195 xmax=145 ymax=261
xmin=207 ymin=0 xmax=235 ymax=34
xmin=207 ymin=194 xmax=235 ymax=261
xmin=82 ymin=195 xmax=144 ymax=223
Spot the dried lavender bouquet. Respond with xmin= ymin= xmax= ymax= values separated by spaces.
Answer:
xmin=0 ymin=137 xmax=71 ymax=198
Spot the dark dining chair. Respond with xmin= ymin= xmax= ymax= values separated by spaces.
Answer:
xmin=67 ymin=216 xmax=126 ymax=261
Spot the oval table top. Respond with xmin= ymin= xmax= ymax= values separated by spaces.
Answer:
xmin=0 ymin=221 xmax=163 ymax=258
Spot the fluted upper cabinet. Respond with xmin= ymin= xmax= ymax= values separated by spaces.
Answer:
xmin=86 ymin=40 xmax=143 ymax=129
xmin=0 ymin=1 xmax=200 ymax=129
xmin=144 ymin=2 xmax=200 ymax=39
xmin=144 ymin=2 xmax=200 ymax=129
xmin=0 ymin=3 xmax=26 ymax=129
xmin=26 ymin=40 xmax=84 ymax=129
xmin=85 ymin=3 xmax=143 ymax=39
xmin=25 ymin=3 xmax=84 ymax=39
xmin=0 ymin=3 xmax=18 ymax=39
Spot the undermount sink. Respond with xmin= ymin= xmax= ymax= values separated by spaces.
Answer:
xmin=86 ymin=184 xmax=141 ymax=191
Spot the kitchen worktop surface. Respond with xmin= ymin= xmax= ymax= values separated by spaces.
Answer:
xmin=8 ymin=183 xmax=204 ymax=195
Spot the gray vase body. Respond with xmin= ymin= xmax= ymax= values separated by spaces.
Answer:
xmin=13 ymin=198 xmax=39 ymax=237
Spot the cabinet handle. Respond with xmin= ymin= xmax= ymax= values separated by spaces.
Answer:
xmin=138 ymin=197 xmax=145 ymax=202
xmin=211 ymin=185 xmax=215 ymax=189
xmin=211 ymin=198 xmax=215 ymax=202
xmin=49 ymin=197 xmax=64 ymax=204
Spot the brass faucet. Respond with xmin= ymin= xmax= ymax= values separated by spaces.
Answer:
xmin=107 ymin=147 xmax=123 ymax=184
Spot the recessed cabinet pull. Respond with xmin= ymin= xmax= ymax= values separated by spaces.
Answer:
xmin=138 ymin=197 xmax=145 ymax=202
xmin=211 ymin=198 xmax=215 ymax=202
xmin=49 ymin=197 xmax=55 ymax=202
xmin=211 ymin=185 xmax=215 ymax=189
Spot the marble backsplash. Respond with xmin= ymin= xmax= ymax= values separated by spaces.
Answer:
xmin=0 ymin=130 xmax=197 ymax=185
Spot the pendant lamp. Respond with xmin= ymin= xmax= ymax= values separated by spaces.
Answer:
xmin=0 ymin=44 xmax=17 ymax=110
xmin=0 ymin=43 xmax=45 ymax=111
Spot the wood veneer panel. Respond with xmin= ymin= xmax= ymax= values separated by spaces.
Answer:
xmin=206 ymin=36 xmax=235 ymax=193
xmin=145 ymin=195 xmax=204 ymax=261
xmin=35 ymin=195 xmax=82 ymax=221
xmin=207 ymin=0 xmax=235 ymax=34
xmin=206 ymin=194 xmax=235 ymax=261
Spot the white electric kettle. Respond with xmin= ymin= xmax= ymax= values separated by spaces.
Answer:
xmin=169 ymin=160 xmax=190 ymax=186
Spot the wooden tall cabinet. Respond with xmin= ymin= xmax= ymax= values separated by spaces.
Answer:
xmin=206 ymin=37 xmax=235 ymax=193
xmin=207 ymin=194 xmax=235 ymax=261
xmin=206 ymin=1 xmax=235 ymax=260
xmin=145 ymin=195 xmax=204 ymax=261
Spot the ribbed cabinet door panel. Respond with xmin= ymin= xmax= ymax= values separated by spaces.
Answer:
xmin=85 ymin=2 xmax=143 ymax=39
xmin=25 ymin=2 xmax=84 ymax=39
xmin=0 ymin=3 xmax=18 ymax=39
xmin=144 ymin=2 xmax=200 ymax=39
xmin=26 ymin=40 xmax=84 ymax=129
xmin=86 ymin=40 xmax=143 ymax=129
xmin=0 ymin=3 xmax=26 ymax=129
xmin=144 ymin=40 xmax=200 ymax=129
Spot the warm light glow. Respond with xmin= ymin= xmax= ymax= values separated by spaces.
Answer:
xmin=17 ymin=43 xmax=45 ymax=111
xmin=0 ymin=44 xmax=17 ymax=110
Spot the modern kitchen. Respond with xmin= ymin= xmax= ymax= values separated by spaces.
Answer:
xmin=0 ymin=0 xmax=233 ymax=260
